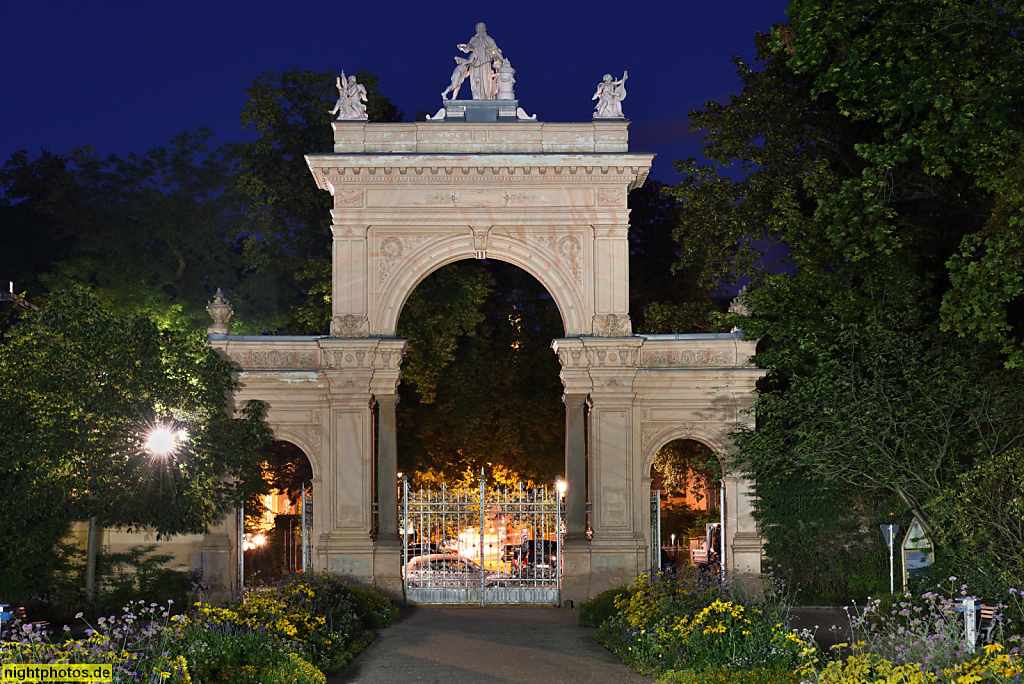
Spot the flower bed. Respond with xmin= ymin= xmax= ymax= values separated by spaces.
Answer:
xmin=582 ymin=569 xmax=1023 ymax=684
xmin=0 ymin=574 xmax=398 ymax=683
xmin=591 ymin=568 xmax=810 ymax=675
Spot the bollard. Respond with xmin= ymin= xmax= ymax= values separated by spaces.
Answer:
xmin=960 ymin=596 xmax=977 ymax=653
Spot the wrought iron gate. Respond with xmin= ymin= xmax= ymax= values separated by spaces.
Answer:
xmin=301 ymin=483 xmax=313 ymax=572
xmin=400 ymin=471 xmax=562 ymax=605
xmin=650 ymin=489 xmax=662 ymax=572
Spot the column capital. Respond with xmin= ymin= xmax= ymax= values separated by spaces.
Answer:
xmin=374 ymin=393 xmax=400 ymax=408
xmin=591 ymin=224 xmax=630 ymax=239
xmin=563 ymin=393 xmax=589 ymax=408
xmin=330 ymin=223 xmax=369 ymax=238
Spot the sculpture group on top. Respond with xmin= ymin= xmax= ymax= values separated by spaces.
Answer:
xmin=329 ymin=71 xmax=368 ymax=121
xmin=442 ymin=22 xmax=513 ymax=101
xmin=330 ymin=24 xmax=628 ymax=123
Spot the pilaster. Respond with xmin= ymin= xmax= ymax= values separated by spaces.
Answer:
xmin=591 ymin=224 xmax=631 ymax=336
xmin=330 ymin=222 xmax=369 ymax=335
xmin=316 ymin=337 xmax=407 ymax=583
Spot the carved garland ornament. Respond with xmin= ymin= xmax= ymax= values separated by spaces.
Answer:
xmin=643 ymin=349 xmax=734 ymax=367
xmin=376 ymin=235 xmax=437 ymax=286
xmin=378 ymin=237 xmax=405 ymax=285
xmin=232 ymin=349 xmax=319 ymax=370
xmin=557 ymin=235 xmax=583 ymax=285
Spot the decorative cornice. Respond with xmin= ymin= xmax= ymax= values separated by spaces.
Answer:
xmin=552 ymin=336 xmax=757 ymax=370
xmin=307 ymin=156 xmax=653 ymax=193
xmin=211 ymin=337 xmax=408 ymax=372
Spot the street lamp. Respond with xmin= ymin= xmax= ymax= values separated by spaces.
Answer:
xmin=144 ymin=425 xmax=187 ymax=457
xmin=555 ymin=479 xmax=567 ymax=498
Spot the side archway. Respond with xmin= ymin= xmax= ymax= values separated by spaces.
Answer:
xmin=269 ymin=427 xmax=323 ymax=483
xmin=639 ymin=423 xmax=761 ymax=577
xmin=245 ymin=439 xmax=316 ymax=581
xmin=642 ymin=424 xmax=733 ymax=478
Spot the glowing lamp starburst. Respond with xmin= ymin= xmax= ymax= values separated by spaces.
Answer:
xmin=145 ymin=427 xmax=178 ymax=456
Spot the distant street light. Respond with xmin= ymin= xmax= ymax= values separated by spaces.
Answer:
xmin=555 ymin=479 xmax=567 ymax=498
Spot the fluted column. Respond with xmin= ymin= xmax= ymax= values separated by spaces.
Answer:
xmin=564 ymin=394 xmax=588 ymax=540
xmin=375 ymin=394 xmax=399 ymax=542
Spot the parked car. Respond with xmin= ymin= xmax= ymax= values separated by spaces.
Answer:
xmin=514 ymin=540 xmax=557 ymax=569
xmin=403 ymin=553 xmax=512 ymax=588
xmin=403 ymin=542 xmax=444 ymax=559
xmin=502 ymin=544 xmax=523 ymax=563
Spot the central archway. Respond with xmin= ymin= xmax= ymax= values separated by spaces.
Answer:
xmin=394 ymin=259 xmax=566 ymax=485
xmin=378 ymin=232 xmax=586 ymax=338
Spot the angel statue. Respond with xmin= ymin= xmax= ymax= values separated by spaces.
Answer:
xmin=592 ymin=71 xmax=628 ymax=119
xmin=329 ymin=71 xmax=368 ymax=120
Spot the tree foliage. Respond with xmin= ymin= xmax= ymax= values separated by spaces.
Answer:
xmin=671 ymin=6 xmax=1024 ymax=598
xmin=735 ymin=322 xmax=1024 ymax=532
xmin=652 ymin=439 xmax=721 ymax=503
xmin=925 ymin=447 xmax=1024 ymax=596
xmin=235 ymin=68 xmax=402 ymax=334
xmin=0 ymin=286 xmax=271 ymax=599
xmin=628 ymin=181 xmax=724 ymax=334
xmin=779 ymin=0 xmax=1024 ymax=368
xmin=0 ymin=131 xmax=278 ymax=332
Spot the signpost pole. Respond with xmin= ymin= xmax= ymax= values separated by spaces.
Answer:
xmin=889 ymin=534 xmax=894 ymax=594
xmin=880 ymin=524 xmax=899 ymax=594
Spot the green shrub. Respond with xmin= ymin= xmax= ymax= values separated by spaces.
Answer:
xmin=579 ymin=586 xmax=630 ymax=627
xmin=342 ymin=584 xmax=399 ymax=629
xmin=96 ymin=545 xmax=192 ymax=616
xmin=277 ymin=573 xmax=360 ymax=638
xmin=173 ymin=625 xmax=325 ymax=684
xmin=656 ymin=668 xmax=800 ymax=684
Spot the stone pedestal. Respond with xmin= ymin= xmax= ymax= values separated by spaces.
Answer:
xmin=560 ymin=538 xmax=593 ymax=607
xmin=441 ymin=99 xmax=520 ymax=122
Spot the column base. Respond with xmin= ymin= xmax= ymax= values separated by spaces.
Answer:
xmin=560 ymin=538 xmax=592 ymax=607
xmin=560 ymin=533 xmax=647 ymax=602
xmin=324 ymin=532 xmax=376 ymax=582
xmin=730 ymin=532 xmax=763 ymax=576
xmin=588 ymin=535 xmax=645 ymax=595
xmin=199 ymin=532 xmax=233 ymax=603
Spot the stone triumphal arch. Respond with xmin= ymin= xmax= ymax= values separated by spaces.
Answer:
xmin=206 ymin=48 xmax=765 ymax=603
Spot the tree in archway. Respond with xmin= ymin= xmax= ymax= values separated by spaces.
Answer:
xmin=256 ymin=440 xmax=315 ymax=506
xmin=0 ymin=285 xmax=271 ymax=599
xmin=652 ymin=440 xmax=724 ymax=548
xmin=651 ymin=439 xmax=721 ymax=505
xmin=396 ymin=261 xmax=565 ymax=485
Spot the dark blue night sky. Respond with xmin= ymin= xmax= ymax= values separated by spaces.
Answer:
xmin=1 ymin=1 xmax=787 ymax=182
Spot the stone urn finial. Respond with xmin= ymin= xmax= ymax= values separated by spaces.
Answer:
xmin=206 ymin=288 xmax=233 ymax=335
xmin=729 ymin=285 xmax=750 ymax=333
